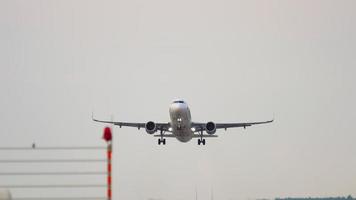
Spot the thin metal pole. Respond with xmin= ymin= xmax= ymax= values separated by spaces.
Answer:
xmin=0 ymin=146 xmax=106 ymax=150
xmin=0 ymin=172 xmax=106 ymax=176
xmin=12 ymin=198 xmax=107 ymax=200
xmin=0 ymin=159 xmax=106 ymax=163
xmin=0 ymin=184 xmax=106 ymax=188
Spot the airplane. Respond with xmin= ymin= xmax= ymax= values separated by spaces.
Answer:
xmin=92 ymin=99 xmax=273 ymax=145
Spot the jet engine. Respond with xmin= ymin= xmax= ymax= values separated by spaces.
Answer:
xmin=205 ymin=121 xmax=216 ymax=134
xmin=145 ymin=121 xmax=157 ymax=134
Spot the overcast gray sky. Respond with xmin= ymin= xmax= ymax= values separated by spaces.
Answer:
xmin=0 ymin=0 xmax=356 ymax=199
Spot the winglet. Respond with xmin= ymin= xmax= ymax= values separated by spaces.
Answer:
xmin=91 ymin=111 xmax=98 ymax=122
xmin=272 ymin=112 xmax=275 ymax=122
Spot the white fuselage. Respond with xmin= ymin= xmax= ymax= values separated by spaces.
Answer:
xmin=169 ymin=101 xmax=193 ymax=142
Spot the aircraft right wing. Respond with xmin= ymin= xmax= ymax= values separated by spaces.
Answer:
xmin=92 ymin=116 xmax=171 ymax=132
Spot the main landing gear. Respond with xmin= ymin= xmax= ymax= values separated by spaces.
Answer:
xmin=158 ymin=129 xmax=166 ymax=145
xmin=198 ymin=130 xmax=206 ymax=145
xmin=198 ymin=139 xmax=206 ymax=145
xmin=158 ymin=138 xmax=166 ymax=145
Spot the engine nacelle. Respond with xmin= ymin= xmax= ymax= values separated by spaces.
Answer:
xmin=205 ymin=121 xmax=216 ymax=135
xmin=145 ymin=121 xmax=157 ymax=134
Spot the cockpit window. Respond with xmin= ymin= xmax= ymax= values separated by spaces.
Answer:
xmin=173 ymin=100 xmax=185 ymax=104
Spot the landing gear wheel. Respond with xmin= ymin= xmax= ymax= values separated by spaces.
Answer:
xmin=198 ymin=139 xmax=206 ymax=145
xmin=158 ymin=138 xmax=166 ymax=145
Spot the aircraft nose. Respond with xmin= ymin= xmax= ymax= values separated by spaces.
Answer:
xmin=170 ymin=103 xmax=187 ymax=113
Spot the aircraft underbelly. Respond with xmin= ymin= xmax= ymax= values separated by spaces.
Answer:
xmin=169 ymin=105 xmax=193 ymax=142
xmin=174 ymin=128 xmax=193 ymax=142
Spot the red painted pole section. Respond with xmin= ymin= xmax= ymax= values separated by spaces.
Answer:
xmin=107 ymin=143 xmax=112 ymax=200
xmin=103 ymin=127 xmax=113 ymax=200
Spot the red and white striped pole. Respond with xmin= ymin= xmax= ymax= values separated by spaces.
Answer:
xmin=103 ymin=127 xmax=113 ymax=200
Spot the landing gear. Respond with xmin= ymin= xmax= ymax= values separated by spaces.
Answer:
xmin=158 ymin=138 xmax=166 ymax=145
xmin=158 ymin=129 xmax=166 ymax=145
xmin=198 ymin=139 xmax=206 ymax=145
xmin=198 ymin=130 xmax=206 ymax=145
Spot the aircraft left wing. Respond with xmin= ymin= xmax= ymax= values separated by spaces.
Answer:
xmin=215 ymin=120 xmax=274 ymax=129
xmin=191 ymin=119 xmax=273 ymax=132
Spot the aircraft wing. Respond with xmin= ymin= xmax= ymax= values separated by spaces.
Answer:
xmin=191 ymin=119 xmax=273 ymax=132
xmin=92 ymin=116 xmax=171 ymax=132
xmin=215 ymin=120 xmax=274 ymax=129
